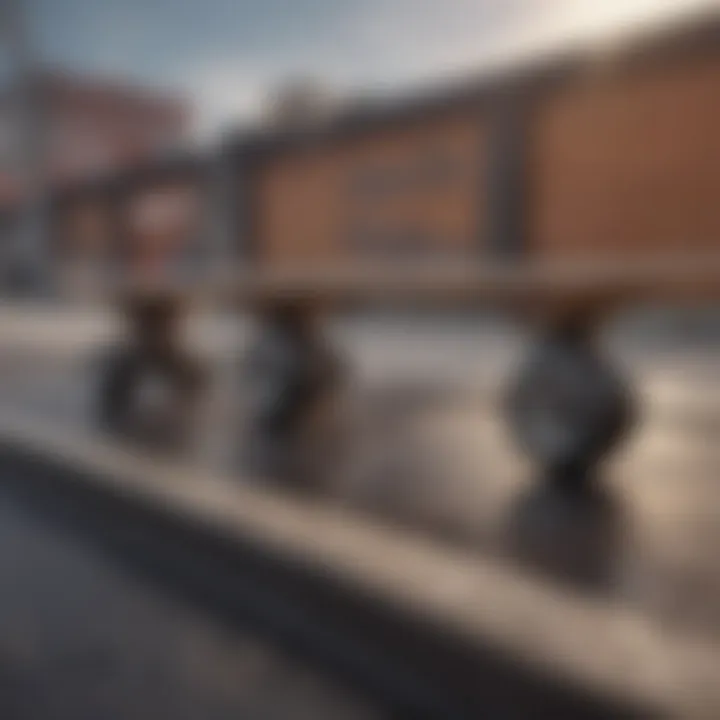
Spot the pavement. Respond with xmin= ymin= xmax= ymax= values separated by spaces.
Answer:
xmin=0 ymin=469 xmax=379 ymax=720
xmin=1 ymin=305 xmax=720 ymax=714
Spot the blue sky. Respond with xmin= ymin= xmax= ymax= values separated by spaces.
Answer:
xmin=18 ymin=0 xmax=719 ymax=135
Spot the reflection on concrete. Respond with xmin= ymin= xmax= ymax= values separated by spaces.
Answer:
xmin=504 ymin=479 xmax=626 ymax=591
xmin=0 ymin=312 xmax=720 ymax=643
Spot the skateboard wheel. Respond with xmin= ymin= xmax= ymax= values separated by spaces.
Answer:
xmin=506 ymin=337 xmax=634 ymax=476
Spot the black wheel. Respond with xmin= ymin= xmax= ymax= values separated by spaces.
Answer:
xmin=242 ymin=313 xmax=345 ymax=483
xmin=95 ymin=344 xmax=205 ymax=451
xmin=505 ymin=336 xmax=634 ymax=484
xmin=245 ymin=316 xmax=343 ymax=435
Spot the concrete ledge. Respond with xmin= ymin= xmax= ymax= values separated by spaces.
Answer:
xmin=0 ymin=415 xmax=717 ymax=718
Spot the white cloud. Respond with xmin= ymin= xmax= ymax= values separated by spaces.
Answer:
xmin=183 ymin=0 xmax=719 ymax=138
xmin=188 ymin=66 xmax=267 ymax=139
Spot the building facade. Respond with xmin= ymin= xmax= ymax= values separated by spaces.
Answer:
xmin=0 ymin=70 xmax=190 ymax=292
xmin=0 ymin=70 xmax=188 ymax=195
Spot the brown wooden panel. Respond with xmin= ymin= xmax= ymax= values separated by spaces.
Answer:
xmin=252 ymin=110 xmax=488 ymax=267
xmin=530 ymin=49 xmax=720 ymax=259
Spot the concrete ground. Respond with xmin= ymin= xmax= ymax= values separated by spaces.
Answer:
xmin=1 ymin=306 xmax=720 ymax=650
xmin=0 ymin=469 xmax=380 ymax=720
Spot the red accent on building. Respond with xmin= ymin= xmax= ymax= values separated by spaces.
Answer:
xmin=0 ymin=70 xmax=191 ymax=211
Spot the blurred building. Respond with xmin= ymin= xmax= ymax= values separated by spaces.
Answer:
xmin=0 ymin=69 xmax=190 ymax=200
xmin=223 ymin=10 xmax=720 ymax=269
xmin=0 ymin=70 xmax=190 ymax=293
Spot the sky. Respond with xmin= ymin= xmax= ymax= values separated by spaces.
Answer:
xmin=10 ymin=0 xmax=720 ymax=137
